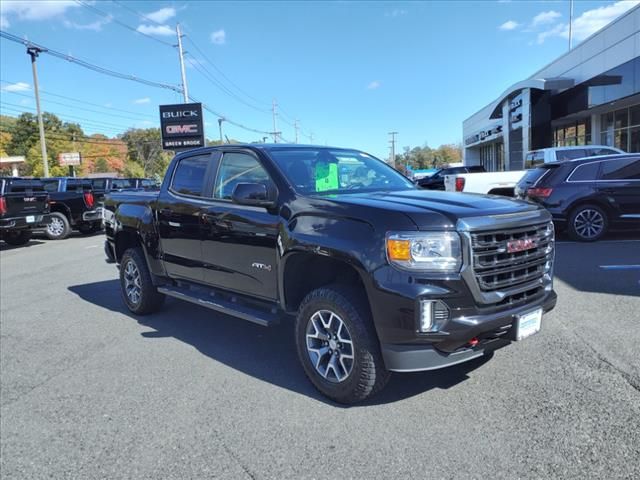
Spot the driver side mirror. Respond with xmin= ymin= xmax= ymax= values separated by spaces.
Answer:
xmin=231 ymin=182 xmax=276 ymax=208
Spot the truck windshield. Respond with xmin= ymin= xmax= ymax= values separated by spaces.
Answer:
xmin=268 ymin=148 xmax=414 ymax=195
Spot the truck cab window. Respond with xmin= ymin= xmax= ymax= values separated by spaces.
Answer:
xmin=171 ymin=155 xmax=210 ymax=196
xmin=214 ymin=152 xmax=271 ymax=200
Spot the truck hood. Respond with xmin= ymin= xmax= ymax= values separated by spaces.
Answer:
xmin=323 ymin=189 xmax=542 ymax=230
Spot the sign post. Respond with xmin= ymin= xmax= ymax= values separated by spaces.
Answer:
xmin=58 ymin=152 xmax=82 ymax=177
xmin=159 ymin=103 xmax=205 ymax=151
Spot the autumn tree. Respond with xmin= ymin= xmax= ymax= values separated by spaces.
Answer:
xmin=121 ymin=128 xmax=172 ymax=178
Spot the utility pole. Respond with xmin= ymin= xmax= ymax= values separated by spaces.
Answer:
xmin=294 ymin=119 xmax=299 ymax=144
xmin=217 ymin=118 xmax=225 ymax=143
xmin=388 ymin=131 xmax=398 ymax=167
xmin=568 ymin=0 xmax=574 ymax=50
xmin=27 ymin=46 xmax=49 ymax=178
xmin=176 ymin=23 xmax=189 ymax=102
xmin=272 ymin=98 xmax=279 ymax=143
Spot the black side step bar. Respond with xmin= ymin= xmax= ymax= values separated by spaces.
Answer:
xmin=157 ymin=286 xmax=280 ymax=327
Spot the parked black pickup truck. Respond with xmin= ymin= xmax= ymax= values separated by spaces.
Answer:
xmin=0 ymin=177 xmax=50 ymax=245
xmin=103 ymin=145 xmax=557 ymax=403
xmin=89 ymin=177 xmax=160 ymax=202
xmin=42 ymin=177 xmax=102 ymax=240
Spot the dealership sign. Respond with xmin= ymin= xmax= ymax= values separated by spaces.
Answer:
xmin=58 ymin=152 xmax=82 ymax=166
xmin=159 ymin=103 xmax=205 ymax=151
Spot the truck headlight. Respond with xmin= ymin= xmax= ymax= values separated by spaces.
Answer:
xmin=386 ymin=231 xmax=461 ymax=272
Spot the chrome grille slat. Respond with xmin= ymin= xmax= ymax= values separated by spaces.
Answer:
xmin=470 ymin=222 xmax=554 ymax=296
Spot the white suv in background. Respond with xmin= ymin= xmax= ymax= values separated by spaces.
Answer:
xmin=445 ymin=145 xmax=625 ymax=196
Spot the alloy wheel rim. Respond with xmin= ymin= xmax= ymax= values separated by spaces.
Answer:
xmin=305 ymin=310 xmax=354 ymax=383
xmin=123 ymin=260 xmax=142 ymax=305
xmin=574 ymin=209 xmax=604 ymax=239
xmin=47 ymin=217 xmax=65 ymax=236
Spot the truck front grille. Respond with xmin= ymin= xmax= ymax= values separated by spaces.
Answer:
xmin=470 ymin=222 xmax=554 ymax=298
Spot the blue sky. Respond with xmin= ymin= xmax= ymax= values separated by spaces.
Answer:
xmin=1 ymin=0 xmax=638 ymax=159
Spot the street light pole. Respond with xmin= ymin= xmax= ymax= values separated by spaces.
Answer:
xmin=27 ymin=46 xmax=49 ymax=177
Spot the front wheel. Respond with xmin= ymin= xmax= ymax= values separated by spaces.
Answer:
xmin=2 ymin=230 xmax=32 ymax=246
xmin=567 ymin=204 xmax=608 ymax=242
xmin=295 ymin=285 xmax=390 ymax=404
xmin=119 ymin=247 xmax=165 ymax=315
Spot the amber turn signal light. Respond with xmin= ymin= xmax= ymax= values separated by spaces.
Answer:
xmin=387 ymin=238 xmax=411 ymax=261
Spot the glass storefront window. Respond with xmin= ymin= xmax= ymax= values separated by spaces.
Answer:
xmin=600 ymin=104 xmax=640 ymax=152
xmin=630 ymin=127 xmax=640 ymax=153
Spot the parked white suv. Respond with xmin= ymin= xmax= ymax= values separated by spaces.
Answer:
xmin=445 ymin=145 xmax=625 ymax=196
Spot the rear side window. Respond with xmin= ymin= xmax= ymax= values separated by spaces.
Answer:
xmin=112 ymin=179 xmax=135 ymax=190
xmin=556 ymin=149 xmax=587 ymax=161
xmin=467 ymin=165 xmax=486 ymax=173
xmin=588 ymin=148 xmax=619 ymax=156
xmin=171 ymin=155 xmax=210 ymax=196
xmin=599 ymin=158 xmax=640 ymax=180
xmin=525 ymin=151 xmax=545 ymax=169
xmin=568 ymin=162 xmax=600 ymax=182
xmin=43 ymin=181 xmax=59 ymax=192
xmin=91 ymin=179 xmax=107 ymax=189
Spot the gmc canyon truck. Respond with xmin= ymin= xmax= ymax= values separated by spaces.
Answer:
xmin=0 ymin=177 xmax=50 ymax=245
xmin=103 ymin=145 xmax=557 ymax=404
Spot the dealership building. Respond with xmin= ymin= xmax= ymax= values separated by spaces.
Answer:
xmin=463 ymin=5 xmax=640 ymax=171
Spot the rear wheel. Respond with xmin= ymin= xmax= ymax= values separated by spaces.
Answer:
xmin=568 ymin=204 xmax=608 ymax=242
xmin=119 ymin=247 xmax=165 ymax=315
xmin=2 ymin=230 xmax=32 ymax=246
xmin=45 ymin=212 xmax=71 ymax=240
xmin=295 ymin=285 xmax=390 ymax=404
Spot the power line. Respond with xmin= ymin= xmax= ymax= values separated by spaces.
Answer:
xmin=2 ymin=89 xmax=159 ymax=123
xmin=183 ymin=33 xmax=271 ymax=108
xmin=0 ymin=30 xmax=182 ymax=93
xmin=1 ymin=81 xmax=156 ymax=119
xmin=74 ymin=0 xmax=175 ymax=48
xmin=111 ymin=0 xmax=168 ymax=27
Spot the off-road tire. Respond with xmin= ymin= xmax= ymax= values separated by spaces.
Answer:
xmin=119 ymin=247 xmax=165 ymax=315
xmin=295 ymin=284 xmax=390 ymax=404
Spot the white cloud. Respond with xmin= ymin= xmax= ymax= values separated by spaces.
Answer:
xmin=532 ymin=10 xmax=562 ymax=27
xmin=64 ymin=16 xmax=112 ymax=32
xmin=133 ymin=97 xmax=151 ymax=104
xmin=366 ymin=80 xmax=381 ymax=90
xmin=536 ymin=0 xmax=639 ymax=44
xmin=145 ymin=7 xmax=176 ymax=24
xmin=1 ymin=82 xmax=30 ymax=92
xmin=499 ymin=20 xmax=519 ymax=31
xmin=136 ymin=24 xmax=174 ymax=36
xmin=385 ymin=9 xmax=407 ymax=17
xmin=211 ymin=29 xmax=226 ymax=45
xmin=0 ymin=0 xmax=79 ymax=22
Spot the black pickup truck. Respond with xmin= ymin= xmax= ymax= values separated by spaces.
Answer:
xmin=103 ymin=145 xmax=557 ymax=403
xmin=0 ymin=177 xmax=50 ymax=245
xmin=42 ymin=177 xmax=102 ymax=240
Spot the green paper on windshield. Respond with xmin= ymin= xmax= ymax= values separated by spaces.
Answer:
xmin=315 ymin=162 xmax=339 ymax=192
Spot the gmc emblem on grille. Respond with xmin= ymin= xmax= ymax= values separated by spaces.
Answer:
xmin=507 ymin=238 xmax=536 ymax=253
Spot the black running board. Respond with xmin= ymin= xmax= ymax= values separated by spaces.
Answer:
xmin=157 ymin=286 xmax=280 ymax=327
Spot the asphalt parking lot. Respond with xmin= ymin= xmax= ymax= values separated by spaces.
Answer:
xmin=1 ymin=232 xmax=639 ymax=479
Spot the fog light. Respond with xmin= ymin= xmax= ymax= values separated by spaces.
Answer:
xmin=418 ymin=300 xmax=449 ymax=333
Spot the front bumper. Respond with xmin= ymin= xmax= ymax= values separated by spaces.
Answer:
xmin=82 ymin=208 xmax=103 ymax=222
xmin=381 ymin=290 xmax=556 ymax=372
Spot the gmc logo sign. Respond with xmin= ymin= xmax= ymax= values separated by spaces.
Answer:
xmin=166 ymin=124 xmax=198 ymax=134
xmin=507 ymin=238 xmax=537 ymax=253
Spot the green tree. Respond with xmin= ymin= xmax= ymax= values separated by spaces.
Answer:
xmin=121 ymin=128 xmax=172 ymax=177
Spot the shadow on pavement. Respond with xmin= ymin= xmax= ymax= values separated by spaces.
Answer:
xmin=69 ymin=279 xmax=490 ymax=407
xmin=554 ymin=233 xmax=640 ymax=298
xmin=0 ymin=239 xmax=47 ymax=251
